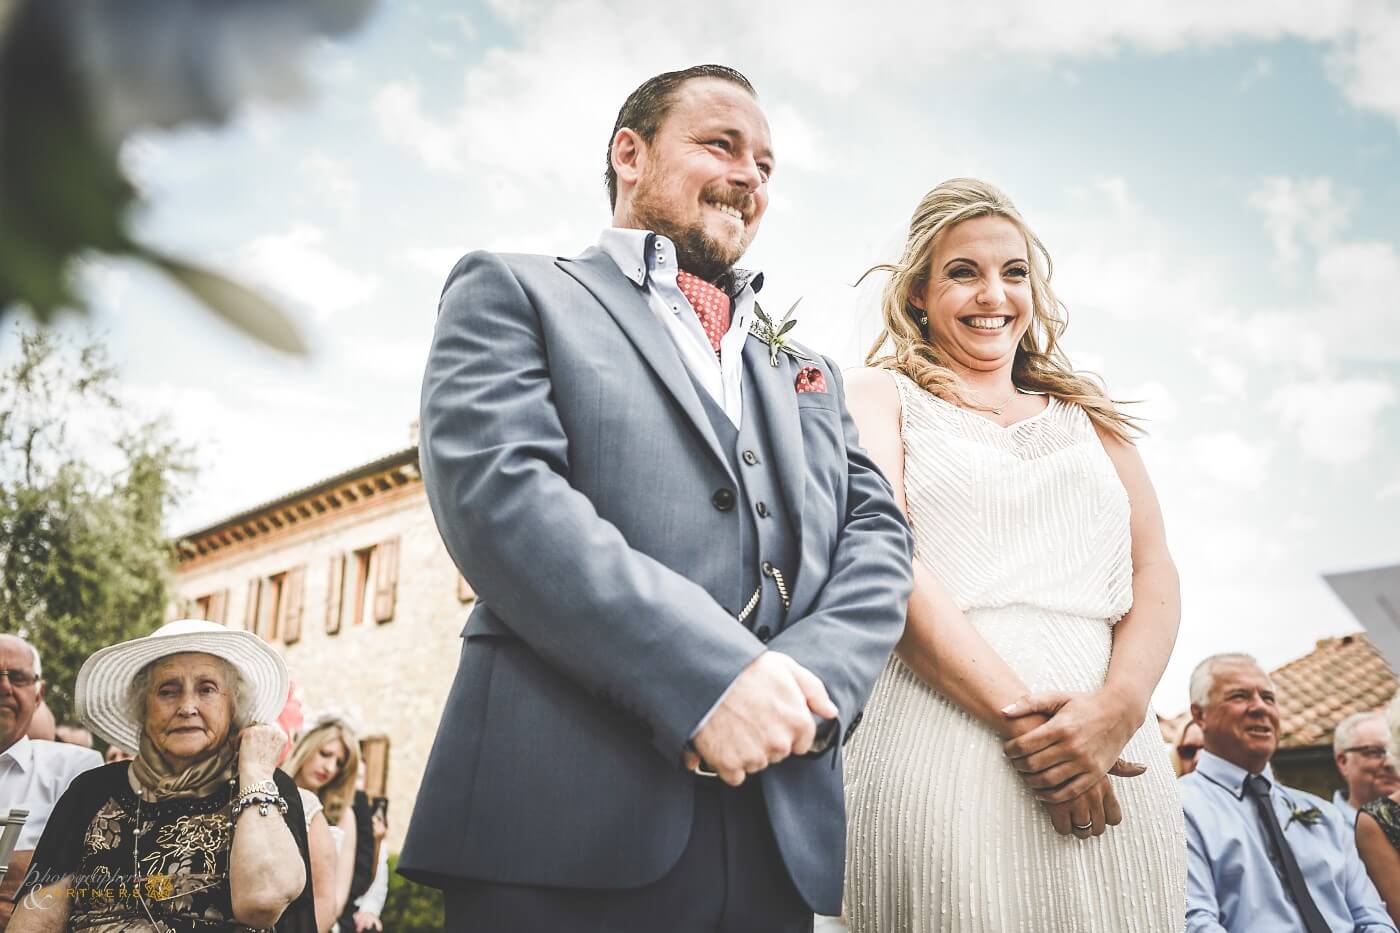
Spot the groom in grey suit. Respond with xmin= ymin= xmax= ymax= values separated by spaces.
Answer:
xmin=399 ymin=65 xmax=913 ymax=931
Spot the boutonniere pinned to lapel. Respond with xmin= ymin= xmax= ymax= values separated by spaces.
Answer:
xmin=1285 ymin=803 xmax=1324 ymax=829
xmin=751 ymin=299 xmax=812 ymax=368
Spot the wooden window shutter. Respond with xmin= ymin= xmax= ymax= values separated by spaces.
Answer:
xmin=281 ymin=566 xmax=306 ymax=645
xmin=360 ymin=736 xmax=390 ymax=798
xmin=243 ymin=579 xmax=261 ymax=631
xmin=209 ymin=589 xmax=229 ymax=626
xmin=325 ymin=553 xmax=346 ymax=634
xmin=457 ymin=573 xmax=474 ymax=603
xmin=373 ymin=538 xmax=400 ymax=623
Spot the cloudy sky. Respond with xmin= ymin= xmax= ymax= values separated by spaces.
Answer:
xmin=9 ymin=0 xmax=1399 ymax=711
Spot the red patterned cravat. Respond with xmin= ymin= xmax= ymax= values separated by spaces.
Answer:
xmin=675 ymin=269 xmax=731 ymax=358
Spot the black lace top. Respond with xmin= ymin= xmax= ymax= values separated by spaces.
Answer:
xmin=16 ymin=762 xmax=316 ymax=933
xmin=1363 ymin=795 xmax=1400 ymax=852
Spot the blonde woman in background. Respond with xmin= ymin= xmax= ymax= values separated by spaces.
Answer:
xmin=285 ymin=716 xmax=361 ymax=931
xmin=840 ymin=178 xmax=1186 ymax=931
xmin=1356 ymin=694 xmax=1400 ymax=926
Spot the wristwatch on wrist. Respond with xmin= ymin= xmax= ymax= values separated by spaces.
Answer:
xmin=238 ymin=779 xmax=279 ymax=799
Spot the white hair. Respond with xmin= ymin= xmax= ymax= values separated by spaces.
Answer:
xmin=0 ymin=635 xmax=41 ymax=680
xmin=1188 ymin=653 xmax=1265 ymax=708
xmin=1334 ymin=710 xmax=1385 ymax=757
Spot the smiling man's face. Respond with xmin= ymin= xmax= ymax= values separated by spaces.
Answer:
xmin=622 ymin=77 xmax=773 ymax=282
xmin=0 ymin=635 xmax=41 ymax=753
xmin=1194 ymin=660 xmax=1280 ymax=775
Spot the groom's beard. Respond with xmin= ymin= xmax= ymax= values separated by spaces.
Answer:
xmin=633 ymin=182 xmax=755 ymax=283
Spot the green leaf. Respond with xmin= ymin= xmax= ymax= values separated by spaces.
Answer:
xmin=143 ymin=248 xmax=308 ymax=355
xmin=753 ymin=304 xmax=773 ymax=327
xmin=777 ymin=319 xmax=798 ymax=336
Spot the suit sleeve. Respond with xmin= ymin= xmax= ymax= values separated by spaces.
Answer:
xmin=419 ymin=251 xmax=766 ymax=764
xmin=766 ymin=358 xmax=914 ymax=743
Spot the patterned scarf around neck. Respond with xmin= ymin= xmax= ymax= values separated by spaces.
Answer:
xmin=130 ymin=729 xmax=236 ymax=801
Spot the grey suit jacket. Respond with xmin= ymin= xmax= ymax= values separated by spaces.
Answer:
xmin=398 ymin=246 xmax=913 ymax=914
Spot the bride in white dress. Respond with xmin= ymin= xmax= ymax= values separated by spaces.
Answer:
xmin=840 ymin=178 xmax=1186 ymax=932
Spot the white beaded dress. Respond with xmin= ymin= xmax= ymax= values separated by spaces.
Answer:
xmin=842 ymin=371 xmax=1186 ymax=933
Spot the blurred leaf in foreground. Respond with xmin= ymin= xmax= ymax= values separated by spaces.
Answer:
xmin=0 ymin=0 xmax=376 ymax=354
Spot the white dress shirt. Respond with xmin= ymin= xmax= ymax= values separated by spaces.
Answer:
xmin=0 ymin=736 xmax=103 ymax=849
xmin=597 ymin=228 xmax=763 ymax=429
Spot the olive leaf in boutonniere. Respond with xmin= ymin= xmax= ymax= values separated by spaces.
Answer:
xmin=751 ymin=298 xmax=812 ymax=367
xmin=1285 ymin=803 xmax=1324 ymax=829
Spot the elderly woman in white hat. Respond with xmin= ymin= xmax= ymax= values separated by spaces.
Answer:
xmin=10 ymin=620 xmax=316 ymax=933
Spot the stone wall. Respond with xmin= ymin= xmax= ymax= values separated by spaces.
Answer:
xmin=175 ymin=483 xmax=469 ymax=855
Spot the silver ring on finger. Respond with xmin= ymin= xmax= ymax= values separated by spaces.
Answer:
xmin=1072 ymin=821 xmax=1093 ymax=832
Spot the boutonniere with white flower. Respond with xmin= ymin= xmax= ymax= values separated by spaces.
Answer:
xmin=1285 ymin=803 xmax=1324 ymax=829
xmin=751 ymin=299 xmax=812 ymax=367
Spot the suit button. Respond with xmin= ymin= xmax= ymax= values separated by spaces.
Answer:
xmin=712 ymin=488 xmax=735 ymax=511
xmin=742 ymin=450 xmax=759 ymax=466
xmin=755 ymin=626 xmax=772 ymax=643
xmin=756 ymin=501 xmax=769 ymax=518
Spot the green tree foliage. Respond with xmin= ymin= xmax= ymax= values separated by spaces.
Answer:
xmin=381 ymin=853 xmax=444 ymax=933
xmin=0 ymin=326 xmax=192 ymax=723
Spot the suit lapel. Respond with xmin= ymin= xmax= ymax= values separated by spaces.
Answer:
xmin=557 ymin=248 xmax=733 ymax=478
xmin=742 ymin=333 xmax=806 ymax=547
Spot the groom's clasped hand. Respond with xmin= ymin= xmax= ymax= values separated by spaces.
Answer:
xmin=683 ymin=651 xmax=840 ymax=787
xmin=1001 ymin=688 xmax=1150 ymax=836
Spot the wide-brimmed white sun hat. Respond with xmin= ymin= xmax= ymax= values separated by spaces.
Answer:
xmin=76 ymin=619 xmax=289 ymax=753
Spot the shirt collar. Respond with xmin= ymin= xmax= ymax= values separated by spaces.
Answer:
xmin=1195 ymin=748 xmax=1276 ymax=799
xmin=0 ymin=735 xmax=33 ymax=772
xmin=597 ymin=227 xmax=764 ymax=298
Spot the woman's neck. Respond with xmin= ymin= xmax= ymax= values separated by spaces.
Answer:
xmin=950 ymin=361 xmax=1017 ymax=403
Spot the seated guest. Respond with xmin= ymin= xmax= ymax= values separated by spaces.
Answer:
xmin=1175 ymin=719 xmax=1206 ymax=776
xmin=284 ymin=716 xmax=361 ymax=926
xmin=1336 ymin=710 xmax=1400 ymax=820
xmin=102 ymin=743 xmax=134 ymax=764
xmin=21 ymin=703 xmax=53 ymax=743
xmin=1180 ymin=653 xmax=1395 ymax=932
xmin=8 ymin=620 xmax=316 ymax=933
xmin=0 ymin=635 xmax=101 ymax=929
xmin=53 ymin=723 xmax=92 ymax=748
xmin=1356 ymin=695 xmax=1400 ymax=926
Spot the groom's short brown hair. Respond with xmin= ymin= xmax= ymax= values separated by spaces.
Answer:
xmin=603 ymin=64 xmax=757 ymax=210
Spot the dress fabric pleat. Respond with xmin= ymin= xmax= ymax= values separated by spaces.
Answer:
xmin=843 ymin=372 xmax=1187 ymax=933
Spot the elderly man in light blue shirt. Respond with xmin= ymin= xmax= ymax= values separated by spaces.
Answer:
xmin=1180 ymin=652 xmax=1395 ymax=932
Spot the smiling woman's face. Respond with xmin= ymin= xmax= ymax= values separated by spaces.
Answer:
xmin=143 ymin=652 xmax=233 ymax=769
xmin=912 ymin=214 xmax=1034 ymax=376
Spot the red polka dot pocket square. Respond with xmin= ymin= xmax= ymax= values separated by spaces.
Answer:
xmin=795 ymin=366 xmax=828 ymax=394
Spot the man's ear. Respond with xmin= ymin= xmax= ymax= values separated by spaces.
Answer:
xmin=611 ymin=127 xmax=646 ymax=190
xmin=1189 ymin=703 xmax=1203 ymax=727
xmin=35 ymin=679 xmax=44 ymax=705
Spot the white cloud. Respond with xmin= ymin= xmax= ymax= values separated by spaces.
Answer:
xmin=370 ymin=80 xmax=468 ymax=174
xmin=236 ymin=225 xmax=377 ymax=322
xmin=1240 ymin=55 xmax=1274 ymax=89
xmin=444 ymin=12 xmax=478 ymax=41
xmin=1325 ymin=0 xmax=1400 ymax=128
xmin=1186 ymin=430 xmax=1273 ymax=489
xmin=299 ymin=150 xmax=359 ymax=217
xmin=1268 ymin=376 xmax=1398 ymax=465
xmin=1248 ymin=176 xmax=1350 ymax=265
xmin=1314 ymin=239 xmax=1400 ymax=359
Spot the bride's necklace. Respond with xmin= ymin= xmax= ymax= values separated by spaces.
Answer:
xmin=964 ymin=385 xmax=1025 ymax=416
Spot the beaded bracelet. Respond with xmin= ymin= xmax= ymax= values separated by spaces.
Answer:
xmin=232 ymin=792 xmax=288 ymax=820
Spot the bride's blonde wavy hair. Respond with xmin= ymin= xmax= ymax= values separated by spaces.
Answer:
xmin=863 ymin=177 xmax=1140 ymax=442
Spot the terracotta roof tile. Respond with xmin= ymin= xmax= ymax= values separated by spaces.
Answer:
xmin=1272 ymin=634 xmax=1398 ymax=749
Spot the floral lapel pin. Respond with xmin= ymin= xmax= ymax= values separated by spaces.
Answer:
xmin=751 ymin=298 xmax=812 ymax=368
xmin=1285 ymin=803 xmax=1324 ymax=830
